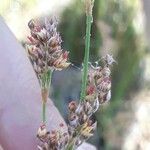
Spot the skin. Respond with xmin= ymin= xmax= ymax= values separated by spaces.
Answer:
xmin=0 ymin=16 xmax=66 ymax=150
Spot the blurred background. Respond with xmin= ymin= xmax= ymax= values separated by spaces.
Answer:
xmin=0 ymin=0 xmax=150 ymax=149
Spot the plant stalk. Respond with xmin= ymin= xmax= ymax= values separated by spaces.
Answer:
xmin=42 ymin=102 xmax=46 ymax=123
xmin=41 ymin=70 xmax=53 ymax=123
xmin=66 ymin=139 xmax=74 ymax=150
xmin=80 ymin=0 xmax=94 ymax=102
xmin=66 ymin=144 xmax=74 ymax=150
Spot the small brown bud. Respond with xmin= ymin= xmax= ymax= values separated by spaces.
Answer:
xmin=86 ymin=85 xmax=95 ymax=95
xmin=69 ymin=114 xmax=79 ymax=127
xmin=68 ymin=101 xmax=77 ymax=112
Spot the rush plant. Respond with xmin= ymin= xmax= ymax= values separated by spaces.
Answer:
xmin=26 ymin=0 xmax=115 ymax=150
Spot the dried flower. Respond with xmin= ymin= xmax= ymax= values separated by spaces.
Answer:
xmin=68 ymin=101 xmax=77 ymax=112
xmin=26 ymin=17 xmax=71 ymax=125
xmin=88 ymin=54 xmax=114 ymax=104
xmin=37 ymin=123 xmax=69 ymax=150
xmin=65 ymin=55 xmax=115 ymax=148
xmin=80 ymin=121 xmax=97 ymax=138
xmin=36 ymin=55 xmax=115 ymax=150
xmin=26 ymin=17 xmax=70 ymax=77
xmin=37 ymin=124 xmax=47 ymax=138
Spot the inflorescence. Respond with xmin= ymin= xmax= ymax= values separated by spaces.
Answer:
xmin=36 ymin=52 xmax=115 ymax=149
xmin=26 ymin=15 xmax=115 ymax=150
xmin=27 ymin=17 xmax=70 ymax=75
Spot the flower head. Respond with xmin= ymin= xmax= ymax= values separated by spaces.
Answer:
xmin=26 ymin=18 xmax=70 ymax=77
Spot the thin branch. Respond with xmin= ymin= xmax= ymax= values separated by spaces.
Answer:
xmin=80 ymin=0 xmax=94 ymax=102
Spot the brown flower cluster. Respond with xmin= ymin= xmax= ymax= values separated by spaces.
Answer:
xmin=37 ymin=123 xmax=69 ymax=150
xmin=26 ymin=18 xmax=70 ymax=77
xmin=87 ymin=54 xmax=115 ymax=104
xmin=36 ymin=55 xmax=115 ymax=150
xmin=65 ymin=55 xmax=115 ymax=149
xmin=67 ymin=101 xmax=97 ymax=148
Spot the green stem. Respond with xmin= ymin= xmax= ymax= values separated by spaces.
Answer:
xmin=42 ymin=102 xmax=46 ymax=123
xmin=41 ymin=70 xmax=53 ymax=123
xmin=66 ymin=145 xmax=74 ymax=150
xmin=47 ymin=69 xmax=53 ymax=89
xmin=66 ymin=140 xmax=74 ymax=150
xmin=80 ymin=0 xmax=94 ymax=102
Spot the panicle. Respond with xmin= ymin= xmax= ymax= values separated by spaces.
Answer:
xmin=36 ymin=55 xmax=115 ymax=150
xmin=37 ymin=123 xmax=69 ymax=150
xmin=65 ymin=54 xmax=115 ymax=148
xmin=26 ymin=17 xmax=70 ymax=77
